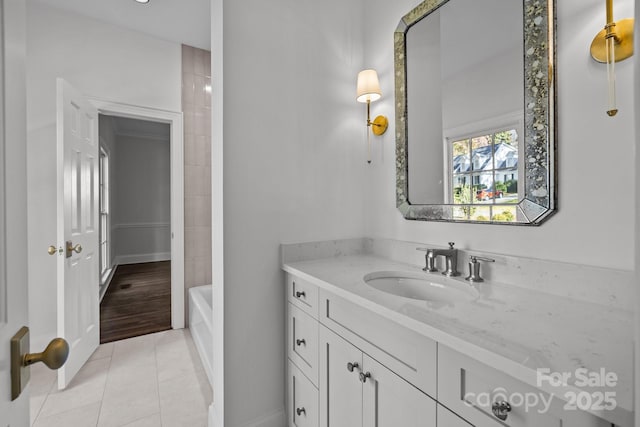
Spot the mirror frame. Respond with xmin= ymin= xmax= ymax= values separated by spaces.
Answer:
xmin=395 ymin=0 xmax=556 ymax=225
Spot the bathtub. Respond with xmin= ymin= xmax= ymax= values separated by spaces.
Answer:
xmin=189 ymin=285 xmax=213 ymax=387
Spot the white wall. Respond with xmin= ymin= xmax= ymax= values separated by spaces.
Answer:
xmin=442 ymin=47 xmax=523 ymax=131
xmin=113 ymin=134 xmax=171 ymax=264
xmin=219 ymin=0 xmax=366 ymax=424
xmin=26 ymin=1 xmax=182 ymax=349
xmin=363 ymin=0 xmax=635 ymax=271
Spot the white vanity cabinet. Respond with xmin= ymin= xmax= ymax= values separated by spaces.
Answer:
xmin=285 ymin=272 xmax=617 ymax=427
xmin=319 ymin=325 xmax=437 ymax=427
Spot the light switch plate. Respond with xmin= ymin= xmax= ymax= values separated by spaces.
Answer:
xmin=10 ymin=326 xmax=30 ymax=401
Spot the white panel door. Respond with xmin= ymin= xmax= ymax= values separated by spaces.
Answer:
xmin=0 ymin=0 xmax=29 ymax=424
xmin=56 ymin=78 xmax=100 ymax=388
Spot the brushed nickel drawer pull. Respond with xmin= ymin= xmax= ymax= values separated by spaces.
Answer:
xmin=295 ymin=291 xmax=306 ymax=298
xmin=492 ymin=401 xmax=512 ymax=421
xmin=296 ymin=338 xmax=306 ymax=346
xmin=296 ymin=407 xmax=306 ymax=416
xmin=359 ymin=371 xmax=371 ymax=383
xmin=346 ymin=362 xmax=359 ymax=372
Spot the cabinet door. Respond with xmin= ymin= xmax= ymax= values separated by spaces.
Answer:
xmin=319 ymin=326 xmax=363 ymax=427
xmin=437 ymin=404 xmax=473 ymax=427
xmin=362 ymin=354 xmax=437 ymax=426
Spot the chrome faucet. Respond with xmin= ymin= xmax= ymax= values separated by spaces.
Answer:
xmin=416 ymin=242 xmax=461 ymax=277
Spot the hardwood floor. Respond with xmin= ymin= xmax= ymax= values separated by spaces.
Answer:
xmin=100 ymin=261 xmax=171 ymax=344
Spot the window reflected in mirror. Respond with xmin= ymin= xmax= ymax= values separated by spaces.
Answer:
xmin=449 ymin=127 xmax=520 ymax=222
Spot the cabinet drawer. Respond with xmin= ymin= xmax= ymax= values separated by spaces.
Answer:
xmin=288 ymin=302 xmax=319 ymax=385
xmin=288 ymin=361 xmax=319 ymax=427
xmin=288 ymin=274 xmax=318 ymax=318
xmin=319 ymin=290 xmax=436 ymax=398
xmin=438 ymin=345 xmax=611 ymax=427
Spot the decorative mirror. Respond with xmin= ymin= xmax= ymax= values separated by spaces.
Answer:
xmin=395 ymin=0 xmax=556 ymax=225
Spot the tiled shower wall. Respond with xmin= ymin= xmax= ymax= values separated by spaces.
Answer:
xmin=182 ymin=45 xmax=212 ymax=314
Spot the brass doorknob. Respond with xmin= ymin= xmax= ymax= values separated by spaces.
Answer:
xmin=47 ymin=245 xmax=62 ymax=256
xmin=24 ymin=338 xmax=69 ymax=370
xmin=11 ymin=327 xmax=70 ymax=401
xmin=66 ymin=241 xmax=82 ymax=257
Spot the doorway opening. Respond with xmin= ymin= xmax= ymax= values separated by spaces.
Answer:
xmin=98 ymin=115 xmax=173 ymax=343
xmin=93 ymin=99 xmax=185 ymax=335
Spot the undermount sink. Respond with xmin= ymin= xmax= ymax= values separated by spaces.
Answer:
xmin=363 ymin=271 xmax=479 ymax=304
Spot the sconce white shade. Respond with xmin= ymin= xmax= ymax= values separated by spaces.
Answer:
xmin=356 ymin=69 xmax=382 ymax=103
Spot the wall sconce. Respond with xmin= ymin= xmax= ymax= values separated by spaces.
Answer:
xmin=590 ymin=0 xmax=634 ymax=116
xmin=356 ymin=69 xmax=388 ymax=164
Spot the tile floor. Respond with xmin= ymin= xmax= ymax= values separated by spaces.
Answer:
xmin=29 ymin=329 xmax=212 ymax=427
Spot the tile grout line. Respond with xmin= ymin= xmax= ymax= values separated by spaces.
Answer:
xmin=29 ymin=374 xmax=56 ymax=426
xmin=95 ymin=346 xmax=115 ymax=427
xmin=155 ymin=331 xmax=164 ymax=427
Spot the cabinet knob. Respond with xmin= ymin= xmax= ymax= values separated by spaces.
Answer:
xmin=346 ymin=362 xmax=359 ymax=372
xmin=296 ymin=338 xmax=306 ymax=346
xmin=359 ymin=371 xmax=371 ymax=383
xmin=295 ymin=291 xmax=306 ymax=298
xmin=296 ymin=407 xmax=306 ymax=416
xmin=491 ymin=401 xmax=512 ymax=421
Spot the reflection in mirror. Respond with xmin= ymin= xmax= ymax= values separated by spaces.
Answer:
xmin=406 ymin=0 xmax=523 ymax=207
xmin=395 ymin=0 xmax=556 ymax=225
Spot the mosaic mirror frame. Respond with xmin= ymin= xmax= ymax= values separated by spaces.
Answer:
xmin=395 ymin=0 xmax=557 ymax=225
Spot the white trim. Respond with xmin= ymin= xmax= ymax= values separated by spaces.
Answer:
xmin=443 ymin=111 xmax=523 ymax=141
xmin=99 ymin=266 xmax=116 ymax=302
xmin=210 ymin=0 xmax=224 ymax=424
xmin=112 ymin=222 xmax=170 ymax=230
xmin=113 ymin=252 xmax=171 ymax=266
xmin=89 ymin=98 xmax=185 ymax=330
xmin=237 ymin=408 xmax=285 ymax=427
xmin=114 ymin=130 xmax=170 ymax=142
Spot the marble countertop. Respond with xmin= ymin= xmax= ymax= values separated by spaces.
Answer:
xmin=283 ymin=254 xmax=634 ymax=426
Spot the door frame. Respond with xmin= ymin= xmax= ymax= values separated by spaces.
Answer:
xmin=0 ymin=0 xmax=29 ymax=423
xmin=90 ymin=98 xmax=185 ymax=329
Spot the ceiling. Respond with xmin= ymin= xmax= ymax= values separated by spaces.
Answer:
xmin=33 ymin=0 xmax=211 ymax=50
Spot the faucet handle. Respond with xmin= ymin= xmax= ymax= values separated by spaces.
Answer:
xmin=470 ymin=255 xmax=495 ymax=263
xmin=448 ymin=242 xmax=456 ymax=249
xmin=416 ymin=247 xmax=437 ymax=272
xmin=466 ymin=256 xmax=495 ymax=283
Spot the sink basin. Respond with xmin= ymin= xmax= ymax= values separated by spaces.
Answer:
xmin=363 ymin=271 xmax=479 ymax=304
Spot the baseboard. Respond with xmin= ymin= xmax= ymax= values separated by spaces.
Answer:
xmin=208 ymin=406 xmax=284 ymax=427
xmin=113 ymin=252 xmax=171 ymax=265
xmin=239 ymin=408 xmax=285 ymax=427
xmin=99 ymin=267 xmax=117 ymax=302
